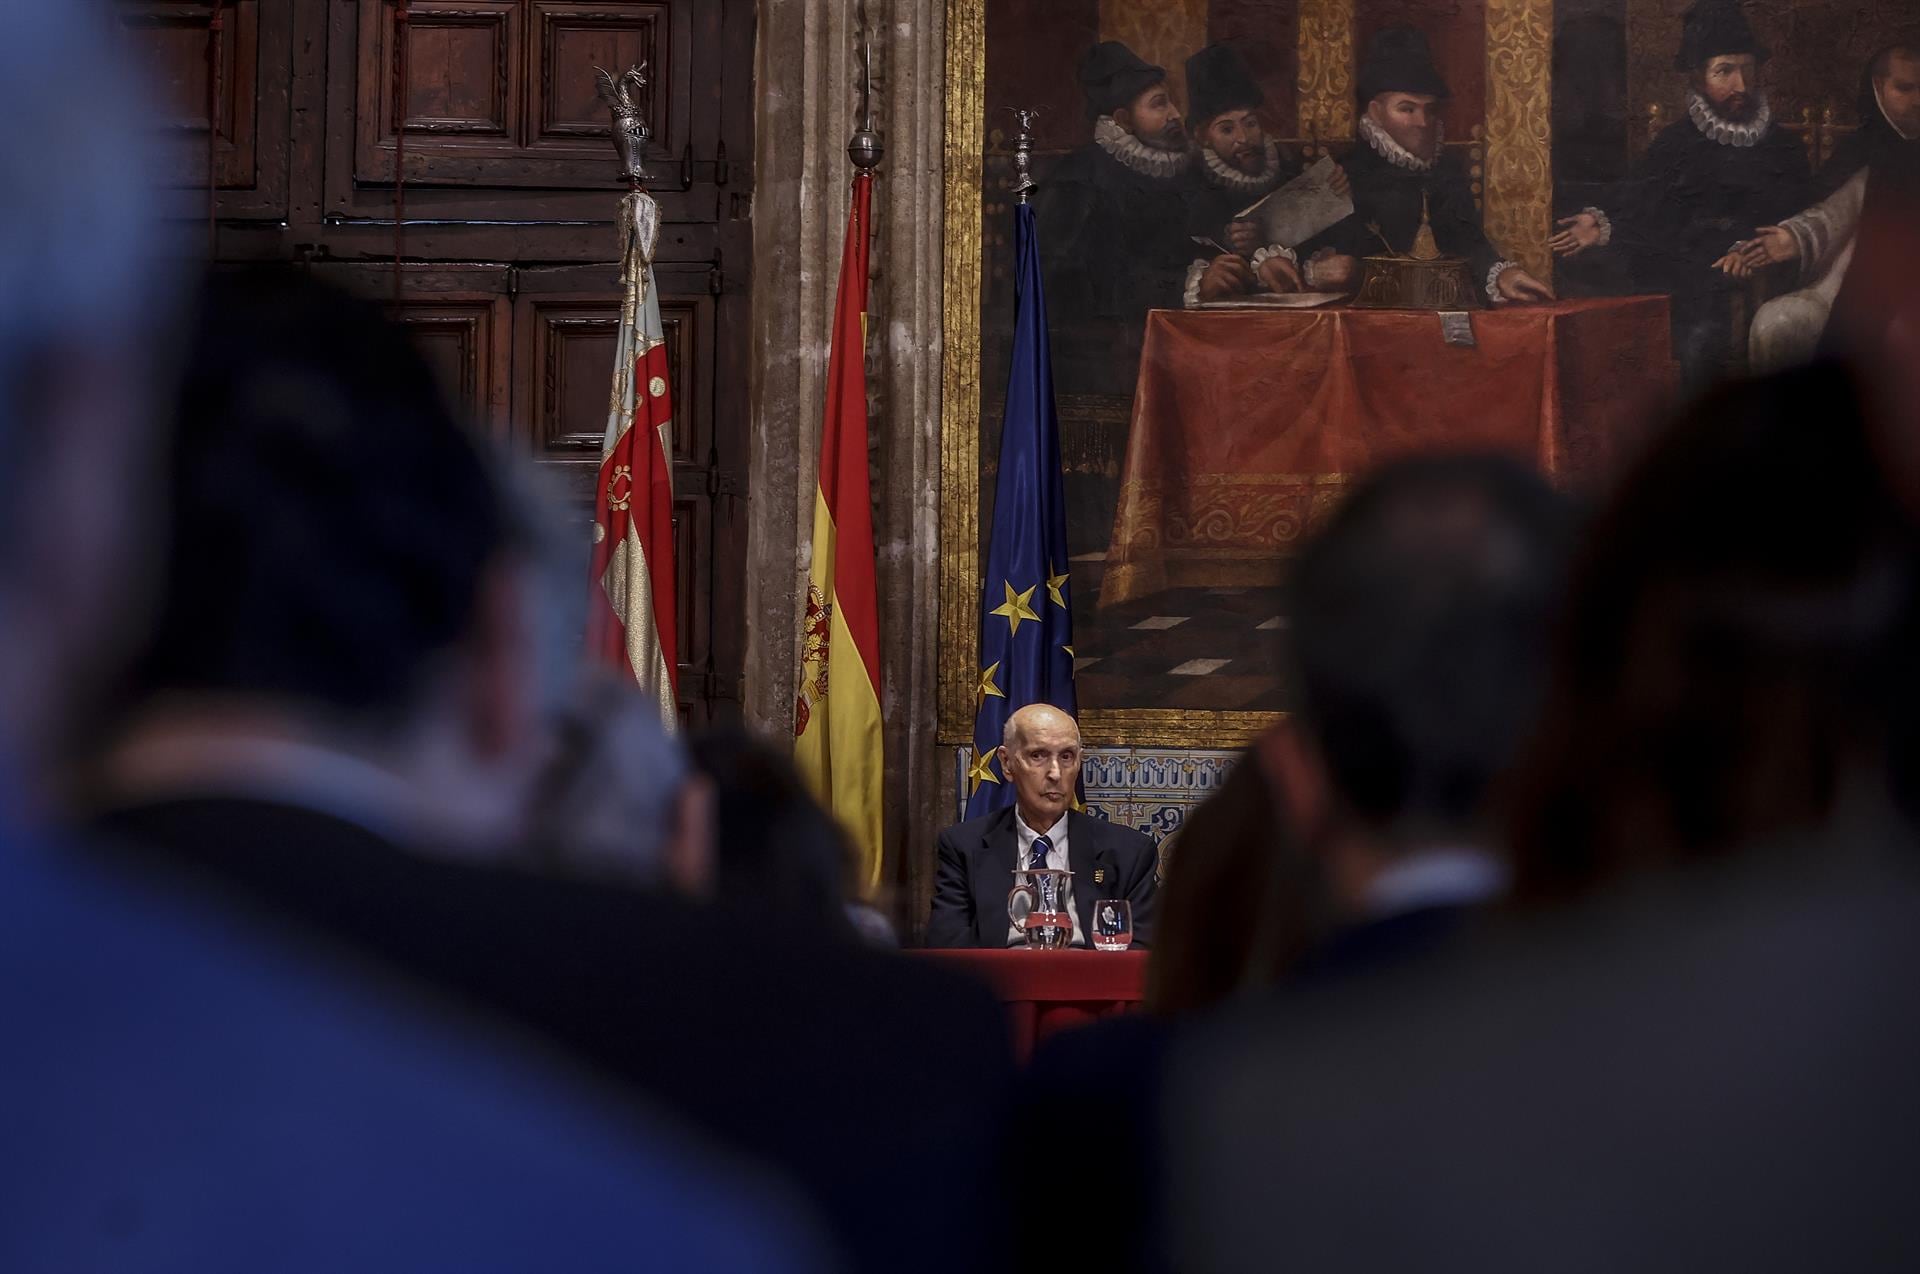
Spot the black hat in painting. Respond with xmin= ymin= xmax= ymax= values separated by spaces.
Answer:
xmin=1357 ymin=26 xmax=1451 ymax=104
xmin=1080 ymin=41 xmax=1166 ymax=120
xmin=1674 ymin=0 xmax=1769 ymax=72
xmin=1186 ymin=43 xmax=1264 ymax=126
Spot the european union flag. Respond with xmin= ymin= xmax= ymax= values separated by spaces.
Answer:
xmin=966 ymin=200 xmax=1077 ymax=818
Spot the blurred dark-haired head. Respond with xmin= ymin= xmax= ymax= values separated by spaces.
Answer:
xmin=1287 ymin=452 xmax=1574 ymax=849
xmin=101 ymin=267 xmax=568 ymax=850
xmin=522 ymin=673 xmax=713 ymax=894
xmin=136 ymin=268 xmax=528 ymax=722
xmin=1511 ymin=362 xmax=1919 ymax=897
xmin=687 ymin=728 xmax=858 ymax=938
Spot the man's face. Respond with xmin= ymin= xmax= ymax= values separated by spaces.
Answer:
xmin=1368 ymin=92 xmax=1441 ymax=160
xmin=1878 ymin=50 xmax=1920 ymax=139
xmin=999 ymin=715 xmax=1082 ymax=828
xmin=1697 ymin=54 xmax=1760 ymax=121
xmin=1115 ymin=83 xmax=1186 ymax=151
xmin=1201 ymin=108 xmax=1268 ymax=173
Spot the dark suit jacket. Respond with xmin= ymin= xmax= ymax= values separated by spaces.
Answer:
xmin=92 ymin=796 xmax=1014 ymax=1274
xmin=1299 ymin=139 xmax=1505 ymax=289
xmin=1163 ymin=822 xmax=1920 ymax=1273
xmin=927 ymin=805 xmax=1158 ymax=948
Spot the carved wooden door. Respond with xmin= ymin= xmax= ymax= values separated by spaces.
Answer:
xmin=114 ymin=0 xmax=752 ymax=729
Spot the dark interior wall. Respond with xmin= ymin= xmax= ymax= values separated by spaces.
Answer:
xmin=114 ymin=0 xmax=754 ymax=730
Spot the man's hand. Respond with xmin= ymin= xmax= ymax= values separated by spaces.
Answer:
xmin=1738 ymin=225 xmax=1800 ymax=272
xmin=1257 ymin=255 xmax=1304 ymax=293
xmin=1198 ymin=254 xmax=1257 ymax=301
xmin=1308 ymin=248 xmax=1359 ymax=292
xmin=1328 ymin=164 xmax=1350 ymax=196
xmin=1495 ymin=266 xmax=1555 ymax=304
xmin=1226 ymin=219 xmax=1261 ymax=255
xmin=1713 ymin=245 xmax=1755 ymax=277
xmin=1549 ymin=212 xmax=1604 ymax=258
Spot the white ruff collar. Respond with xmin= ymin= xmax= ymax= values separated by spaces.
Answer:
xmin=1687 ymin=91 xmax=1772 ymax=147
xmin=1094 ymin=115 xmax=1192 ymax=180
xmin=1200 ymin=139 xmax=1284 ymax=193
xmin=1360 ymin=114 xmax=1444 ymax=172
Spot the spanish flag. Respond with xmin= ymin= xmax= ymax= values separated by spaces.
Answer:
xmin=794 ymin=173 xmax=884 ymax=893
xmin=588 ymin=189 xmax=679 ymax=724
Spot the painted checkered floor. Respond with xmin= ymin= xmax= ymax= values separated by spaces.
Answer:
xmin=1071 ymin=554 xmax=1296 ymax=712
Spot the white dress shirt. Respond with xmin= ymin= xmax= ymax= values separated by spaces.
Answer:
xmin=1007 ymin=811 xmax=1085 ymax=947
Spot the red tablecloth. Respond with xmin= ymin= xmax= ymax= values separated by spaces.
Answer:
xmin=915 ymin=949 xmax=1147 ymax=1062
xmin=1103 ymin=297 xmax=1677 ymax=605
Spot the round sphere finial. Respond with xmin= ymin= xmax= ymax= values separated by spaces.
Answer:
xmin=848 ymin=126 xmax=884 ymax=171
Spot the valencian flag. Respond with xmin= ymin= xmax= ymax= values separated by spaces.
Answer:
xmin=965 ymin=199 xmax=1077 ymax=818
xmin=588 ymin=190 xmax=680 ymax=724
xmin=794 ymin=172 xmax=884 ymax=892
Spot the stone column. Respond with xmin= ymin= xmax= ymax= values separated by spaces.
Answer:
xmin=749 ymin=0 xmax=949 ymax=929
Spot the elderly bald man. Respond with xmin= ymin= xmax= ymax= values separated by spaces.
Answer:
xmin=928 ymin=705 xmax=1159 ymax=948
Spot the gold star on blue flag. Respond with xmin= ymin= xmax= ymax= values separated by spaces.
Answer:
xmin=966 ymin=199 xmax=1078 ymax=820
xmin=990 ymin=582 xmax=1040 ymax=636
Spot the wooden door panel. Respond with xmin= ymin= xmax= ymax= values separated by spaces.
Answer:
xmin=302 ymin=264 xmax=514 ymax=442
xmin=352 ymin=0 xmax=691 ymax=190
xmin=532 ymin=3 xmax=664 ymax=147
xmin=513 ymin=280 xmax=714 ymax=474
xmin=116 ymin=0 xmax=289 ymax=217
xmin=393 ymin=301 xmax=514 ymax=444
xmin=400 ymin=4 xmax=517 ymax=137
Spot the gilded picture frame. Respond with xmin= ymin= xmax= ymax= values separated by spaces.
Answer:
xmin=937 ymin=0 xmax=1554 ymax=748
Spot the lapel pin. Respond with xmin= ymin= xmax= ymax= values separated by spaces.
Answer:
xmin=1093 ymin=868 xmax=1106 ymax=885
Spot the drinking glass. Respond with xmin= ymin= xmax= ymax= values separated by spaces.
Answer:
xmin=1092 ymin=899 xmax=1133 ymax=951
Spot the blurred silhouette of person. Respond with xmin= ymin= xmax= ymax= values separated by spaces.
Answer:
xmin=88 ymin=269 xmax=1014 ymax=1274
xmin=93 ymin=267 xmax=573 ymax=863
xmin=1162 ymin=363 xmax=1920 ymax=1274
xmin=687 ymin=727 xmax=899 ymax=943
xmin=1151 ymin=453 xmax=1573 ymax=1015
xmin=1022 ymin=454 xmax=1572 ymax=1274
xmin=0 ymin=17 xmax=823 ymax=1273
xmin=522 ymin=672 xmax=715 ymax=893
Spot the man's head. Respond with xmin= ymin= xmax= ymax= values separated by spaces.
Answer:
xmin=1116 ymin=81 xmax=1187 ymax=152
xmin=1694 ymin=53 xmax=1761 ymax=122
xmin=1367 ymin=91 xmax=1444 ymax=161
xmin=0 ymin=9 xmax=173 ymax=789
xmin=1200 ymin=107 xmax=1267 ymax=172
xmin=1187 ymin=44 xmax=1268 ymax=173
xmin=124 ymin=268 xmax=567 ymax=843
xmin=1357 ymin=27 xmax=1450 ymax=160
xmin=1872 ymin=45 xmax=1920 ymax=140
xmin=998 ymin=704 xmax=1083 ymax=831
xmin=1080 ymin=40 xmax=1185 ymax=149
xmin=1286 ymin=454 xmax=1572 ymax=849
xmin=1676 ymin=0 xmax=1769 ymax=120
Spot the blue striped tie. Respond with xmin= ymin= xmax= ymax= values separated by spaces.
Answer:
xmin=1028 ymin=834 xmax=1052 ymax=872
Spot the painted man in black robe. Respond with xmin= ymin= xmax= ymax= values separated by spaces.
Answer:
xmin=1550 ymin=0 xmax=1811 ymax=384
xmin=1295 ymin=28 xmax=1554 ymax=305
xmin=1183 ymin=43 xmax=1301 ymax=303
xmin=1038 ymin=40 xmax=1206 ymax=396
xmin=1036 ymin=41 xmax=1215 ymax=547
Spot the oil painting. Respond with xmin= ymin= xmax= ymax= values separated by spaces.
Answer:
xmin=941 ymin=0 xmax=1916 ymax=745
